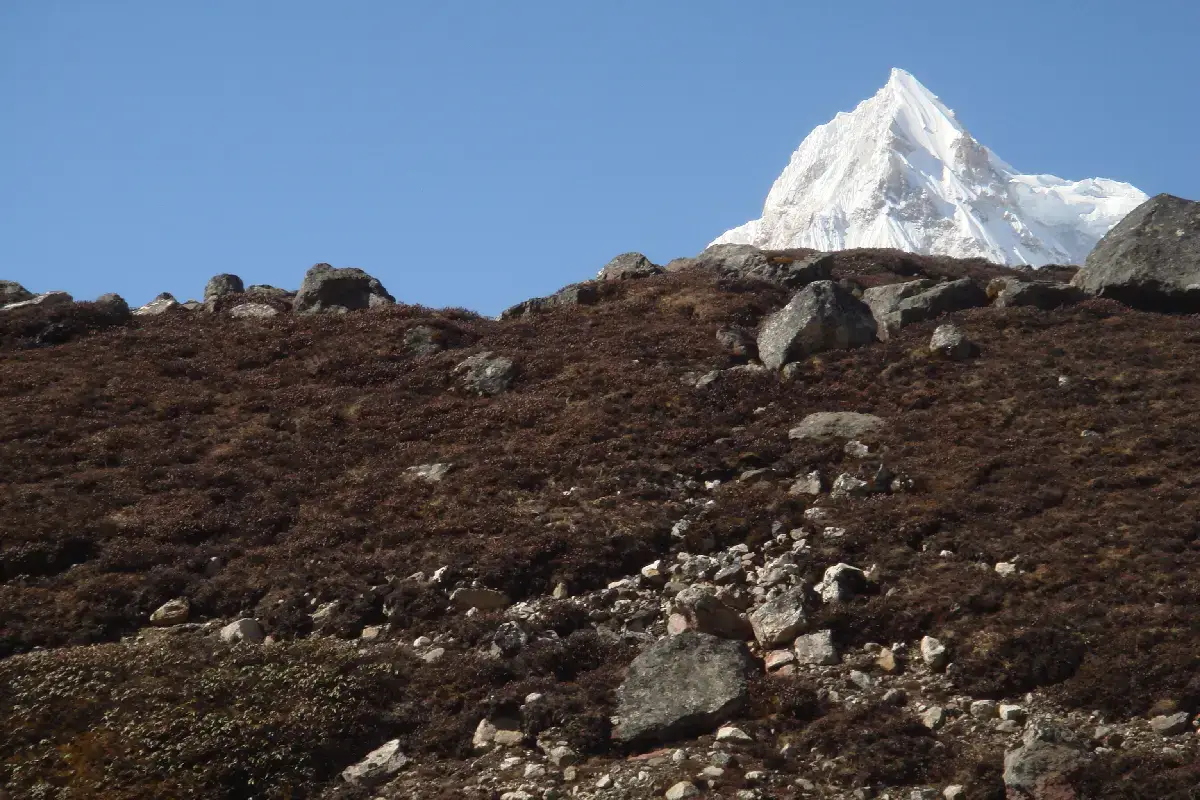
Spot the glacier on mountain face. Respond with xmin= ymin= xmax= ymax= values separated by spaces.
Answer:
xmin=713 ymin=69 xmax=1147 ymax=267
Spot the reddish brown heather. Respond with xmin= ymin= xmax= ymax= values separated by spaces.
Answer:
xmin=2 ymin=250 xmax=1200 ymax=796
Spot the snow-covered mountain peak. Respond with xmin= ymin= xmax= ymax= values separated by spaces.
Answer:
xmin=713 ymin=69 xmax=1146 ymax=266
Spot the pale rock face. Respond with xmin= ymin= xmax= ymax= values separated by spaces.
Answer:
xmin=713 ymin=68 xmax=1146 ymax=267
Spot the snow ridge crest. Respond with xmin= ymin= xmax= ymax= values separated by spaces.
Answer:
xmin=713 ymin=69 xmax=1146 ymax=266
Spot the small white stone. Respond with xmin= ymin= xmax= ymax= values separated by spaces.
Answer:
xmin=998 ymin=704 xmax=1026 ymax=722
xmin=995 ymin=561 xmax=1018 ymax=577
xmin=665 ymin=781 xmax=701 ymax=799
xmin=715 ymin=726 xmax=753 ymax=742
xmin=920 ymin=635 xmax=948 ymax=671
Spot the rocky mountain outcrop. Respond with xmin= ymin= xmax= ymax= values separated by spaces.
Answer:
xmin=1071 ymin=193 xmax=1200 ymax=310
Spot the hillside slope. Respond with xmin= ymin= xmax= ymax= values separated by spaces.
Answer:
xmin=2 ymin=251 xmax=1199 ymax=799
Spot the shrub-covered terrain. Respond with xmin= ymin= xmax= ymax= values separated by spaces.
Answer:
xmin=2 ymin=249 xmax=1199 ymax=798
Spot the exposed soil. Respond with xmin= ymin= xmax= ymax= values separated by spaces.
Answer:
xmin=2 ymin=249 xmax=1200 ymax=797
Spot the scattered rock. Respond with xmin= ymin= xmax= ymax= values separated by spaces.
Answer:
xmin=969 ymin=700 xmax=998 ymax=720
xmin=716 ymin=326 xmax=757 ymax=360
xmin=993 ymin=280 xmax=1087 ymax=310
xmin=756 ymin=280 xmax=877 ymax=369
xmin=998 ymin=704 xmax=1027 ymax=723
xmin=491 ymin=621 xmax=528 ymax=657
xmin=404 ymin=324 xmax=463 ymax=356
xmin=830 ymin=473 xmax=872 ymax=499
xmin=500 ymin=283 xmax=600 ymax=319
xmin=407 ymin=462 xmax=453 ymax=482
xmin=204 ymin=273 xmax=244 ymax=302
xmin=598 ymin=252 xmax=662 ymax=281
xmin=229 ymin=303 xmax=279 ymax=319
xmin=921 ymin=706 xmax=947 ymax=730
xmin=865 ymin=278 xmax=987 ymax=339
xmin=219 ymin=618 xmax=265 ymax=644
xmin=293 ymin=263 xmax=395 ymax=314
xmin=815 ymin=563 xmax=867 ymax=604
xmin=749 ymin=587 xmax=809 ymax=647
xmin=920 ymin=636 xmax=949 ymax=671
xmin=669 ymin=585 xmax=753 ymax=640
xmin=929 ymin=324 xmax=975 ymax=360
xmin=715 ymin=726 xmax=752 ymax=742
xmin=150 ymin=598 xmax=189 ymax=626
xmin=340 ymin=739 xmax=410 ymax=787
xmin=472 ymin=718 xmax=524 ymax=752
xmin=794 ymin=630 xmax=839 ymax=665
xmin=450 ymin=587 xmax=510 ymax=611
xmin=788 ymin=411 xmax=885 ymax=443
xmin=1002 ymin=722 xmax=1084 ymax=799
xmin=1071 ymin=193 xmax=1200 ymax=311
xmin=665 ymin=781 xmax=701 ymax=799
xmin=788 ymin=470 xmax=823 ymax=496
xmin=613 ymin=632 xmax=751 ymax=745
xmin=1150 ymin=711 xmax=1191 ymax=736
xmin=133 ymin=293 xmax=181 ymax=316
xmin=454 ymin=352 xmax=518 ymax=395
xmin=764 ymin=649 xmax=796 ymax=671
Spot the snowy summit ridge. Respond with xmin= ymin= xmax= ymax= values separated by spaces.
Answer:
xmin=713 ymin=68 xmax=1146 ymax=266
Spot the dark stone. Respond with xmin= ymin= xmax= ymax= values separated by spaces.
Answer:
xmin=613 ymin=632 xmax=751 ymax=745
xmin=598 ymin=252 xmax=662 ymax=281
xmin=756 ymin=280 xmax=877 ymax=369
xmin=1072 ymin=193 xmax=1200 ymax=311
xmin=994 ymin=280 xmax=1088 ymax=310
xmin=0 ymin=280 xmax=34 ymax=305
xmin=500 ymin=283 xmax=600 ymax=319
xmin=204 ymin=273 xmax=245 ymax=302
xmin=294 ymin=264 xmax=395 ymax=314
xmin=1003 ymin=722 xmax=1085 ymax=798
xmin=404 ymin=325 xmax=463 ymax=357
xmin=865 ymin=278 xmax=988 ymax=340
xmin=692 ymin=245 xmax=834 ymax=289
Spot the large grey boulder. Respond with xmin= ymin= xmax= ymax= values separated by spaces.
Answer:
xmin=93 ymin=293 xmax=131 ymax=321
xmin=864 ymin=278 xmax=987 ymax=339
xmin=613 ymin=632 xmax=751 ymax=745
xmin=204 ymin=273 xmax=244 ymax=302
xmin=293 ymin=263 xmax=395 ymax=314
xmin=454 ymin=352 xmax=518 ymax=395
xmin=993 ymin=280 xmax=1087 ymax=310
xmin=501 ymin=282 xmax=600 ymax=319
xmin=1 ymin=291 xmax=74 ymax=313
xmin=340 ymin=739 xmax=410 ymax=787
xmin=788 ymin=411 xmax=885 ymax=442
xmin=1003 ymin=722 xmax=1084 ymax=798
xmin=692 ymin=244 xmax=834 ymax=288
xmin=0 ymin=280 xmax=34 ymax=305
xmin=1071 ymin=193 xmax=1200 ymax=310
xmin=757 ymin=280 xmax=877 ymax=369
xmin=749 ymin=587 xmax=809 ymax=646
xmin=597 ymin=252 xmax=662 ymax=281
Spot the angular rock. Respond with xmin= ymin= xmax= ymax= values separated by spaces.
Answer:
xmin=1150 ymin=711 xmax=1191 ymax=736
xmin=500 ymin=283 xmax=600 ymax=319
xmin=816 ymin=563 xmax=867 ymax=604
xmin=1003 ymin=722 xmax=1084 ymax=799
xmin=219 ymin=618 xmax=265 ymax=644
xmin=920 ymin=635 xmax=949 ymax=671
xmin=670 ymin=585 xmax=753 ymax=640
xmin=830 ymin=473 xmax=872 ymax=499
xmin=341 ymin=739 xmax=409 ymax=787
xmin=133 ymin=293 xmax=181 ymax=316
xmin=793 ymin=629 xmax=839 ymax=665
xmin=450 ymin=587 xmax=510 ymax=611
xmin=204 ymin=273 xmax=244 ymax=302
xmin=473 ymin=718 xmax=524 ymax=752
xmin=0 ymin=280 xmax=34 ymax=305
xmin=598 ymin=252 xmax=662 ymax=281
xmin=998 ymin=704 xmax=1027 ymax=723
xmin=93 ymin=293 xmax=132 ymax=321
xmin=150 ymin=597 xmax=189 ymax=626
xmin=665 ymin=781 xmax=701 ymax=800
xmin=404 ymin=324 xmax=462 ymax=356
xmin=921 ymin=706 xmax=947 ymax=730
xmin=693 ymin=244 xmax=835 ymax=289
xmin=407 ymin=462 xmax=453 ymax=482
xmin=929 ymin=324 xmax=975 ymax=360
xmin=1071 ymin=193 xmax=1200 ymax=310
xmin=293 ymin=263 xmax=395 ymax=314
xmin=716 ymin=326 xmax=757 ymax=360
xmin=613 ymin=631 xmax=751 ymax=745
xmin=789 ymin=411 xmax=885 ymax=442
xmin=865 ymin=278 xmax=987 ymax=339
xmin=229 ymin=303 xmax=279 ymax=319
xmin=2 ymin=291 xmax=74 ymax=312
xmin=788 ymin=470 xmax=823 ymax=496
xmin=993 ymin=280 xmax=1087 ymax=310
xmin=749 ymin=587 xmax=809 ymax=646
xmin=757 ymin=280 xmax=877 ymax=369
xmin=455 ymin=352 xmax=518 ymax=396
xmin=491 ymin=621 xmax=528 ymax=657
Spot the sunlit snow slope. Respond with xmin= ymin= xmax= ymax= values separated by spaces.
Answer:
xmin=713 ymin=69 xmax=1146 ymax=266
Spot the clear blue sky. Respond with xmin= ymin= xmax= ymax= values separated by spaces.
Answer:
xmin=3 ymin=1 xmax=1197 ymax=315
